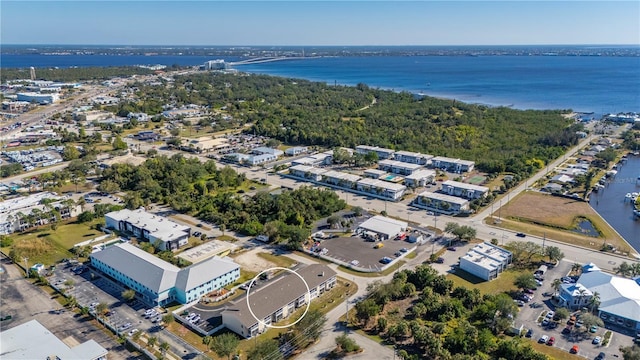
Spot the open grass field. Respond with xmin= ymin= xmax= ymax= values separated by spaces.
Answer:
xmin=0 ymin=218 xmax=105 ymax=265
xmin=257 ymin=252 xmax=297 ymax=268
xmin=448 ymin=267 xmax=525 ymax=294
xmin=490 ymin=191 xmax=632 ymax=254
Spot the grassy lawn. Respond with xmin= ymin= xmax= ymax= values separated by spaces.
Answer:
xmin=257 ymin=252 xmax=297 ymax=268
xmin=1 ymin=219 xmax=106 ymax=266
xmin=447 ymin=267 xmax=524 ymax=294
xmin=337 ymin=261 xmax=406 ymax=278
xmin=529 ymin=341 xmax=577 ymax=360
xmin=490 ymin=191 xmax=632 ymax=255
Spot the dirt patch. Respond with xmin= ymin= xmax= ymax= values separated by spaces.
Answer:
xmin=232 ymin=248 xmax=277 ymax=273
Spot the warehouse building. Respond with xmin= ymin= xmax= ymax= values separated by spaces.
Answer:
xmin=356 ymin=215 xmax=408 ymax=241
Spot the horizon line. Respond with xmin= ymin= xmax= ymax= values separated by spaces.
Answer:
xmin=3 ymin=43 xmax=640 ymax=47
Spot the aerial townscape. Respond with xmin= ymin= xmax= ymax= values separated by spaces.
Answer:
xmin=1 ymin=2 xmax=640 ymax=360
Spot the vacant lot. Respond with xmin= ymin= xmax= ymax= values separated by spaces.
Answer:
xmin=491 ymin=192 xmax=629 ymax=253
xmin=0 ymin=219 xmax=106 ymax=265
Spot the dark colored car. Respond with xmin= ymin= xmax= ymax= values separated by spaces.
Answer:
xmin=516 ymin=233 xmax=526 ymax=238
xmin=525 ymin=329 xmax=533 ymax=338
xmin=562 ymin=326 xmax=572 ymax=334
xmin=447 ymin=246 xmax=457 ymax=251
xmin=435 ymin=257 xmax=445 ymax=264
xmin=595 ymin=352 xmax=606 ymax=360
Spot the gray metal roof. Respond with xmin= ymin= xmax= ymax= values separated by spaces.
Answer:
xmin=223 ymin=264 xmax=336 ymax=328
xmin=175 ymin=255 xmax=239 ymax=292
xmin=90 ymin=242 xmax=179 ymax=293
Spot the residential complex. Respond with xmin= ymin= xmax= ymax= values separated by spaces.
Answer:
xmin=0 ymin=319 xmax=108 ymax=360
xmin=459 ymin=242 xmax=512 ymax=281
xmin=222 ymin=264 xmax=337 ymax=338
xmin=393 ymin=150 xmax=433 ymax=165
xmin=378 ymin=159 xmax=423 ymax=176
xmin=0 ymin=192 xmax=78 ymax=235
xmin=440 ymin=180 xmax=489 ymax=199
xmin=413 ymin=191 xmax=470 ymax=215
xmin=355 ymin=145 xmax=396 ymax=160
xmin=105 ymin=208 xmax=191 ymax=251
xmin=431 ymin=156 xmax=475 ymax=173
xmin=90 ymin=242 xmax=240 ymax=306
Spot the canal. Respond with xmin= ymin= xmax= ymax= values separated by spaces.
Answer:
xmin=589 ymin=155 xmax=640 ymax=251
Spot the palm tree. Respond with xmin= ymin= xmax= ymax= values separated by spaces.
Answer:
xmin=147 ymin=336 xmax=158 ymax=349
xmin=552 ymin=278 xmax=562 ymax=296
xmin=589 ymin=291 xmax=601 ymax=314
xmin=571 ymin=263 xmax=582 ymax=274
xmin=160 ymin=342 xmax=170 ymax=356
xmin=576 ymin=288 xmax=588 ymax=310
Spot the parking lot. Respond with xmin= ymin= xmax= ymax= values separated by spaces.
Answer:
xmin=49 ymin=260 xmax=203 ymax=358
xmin=313 ymin=235 xmax=415 ymax=271
xmin=515 ymin=259 xmax=630 ymax=359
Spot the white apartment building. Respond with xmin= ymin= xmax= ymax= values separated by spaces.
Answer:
xmin=413 ymin=191 xmax=470 ymax=215
xmin=378 ymin=159 xmax=424 ymax=176
xmin=393 ymin=150 xmax=433 ymax=165
xmin=355 ymin=145 xmax=396 ymax=160
xmin=459 ymin=242 xmax=512 ymax=281
xmin=105 ymin=209 xmax=190 ymax=251
xmin=431 ymin=156 xmax=475 ymax=173
xmin=440 ymin=180 xmax=489 ymax=199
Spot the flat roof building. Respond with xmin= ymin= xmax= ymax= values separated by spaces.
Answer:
xmin=285 ymin=146 xmax=309 ymax=156
xmin=188 ymin=137 xmax=230 ymax=153
xmin=252 ymin=146 xmax=284 ymax=157
xmin=222 ymin=264 xmax=337 ymax=338
xmin=431 ymin=156 xmax=475 ymax=173
xmin=378 ymin=159 xmax=423 ymax=176
xmin=404 ymin=169 xmax=436 ymax=188
xmin=90 ymin=242 xmax=240 ymax=306
xmin=356 ymin=178 xmax=406 ymax=201
xmin=440 ymin=180 xmax=489 ymax=200
xmin=322 ymin=170 xmax=362 ymax=189
xmin=105 ymin=208 xmax=191 ymax=251
xmin=356 ymin=215 xmax=407 ymax=240
xmin=459 ymin=242 xmax=512 ymax=281
xmin=363 ymin=168 xmax=388 ymax=179
xmin=413 ymin=191 xmax=470 ymax=215
xmin=393 ymin=150 xmax=433 ymax=165
xmin=289 ymin=165 xmax=328 ymax=182
xmin=355 ymin=145 xmax=396 ymax=160
xmin=0 ymin=319 xmax=108 ymax=360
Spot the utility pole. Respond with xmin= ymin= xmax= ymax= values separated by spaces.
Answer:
xmin=542 ymin=232 xmax=546 ymax=255
xmin=23 ymin=257 xmax=29 ymax=278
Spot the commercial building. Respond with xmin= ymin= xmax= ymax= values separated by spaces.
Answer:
xmin=252 ymin=146 xmax=284 ymax=157
xmin=16 ymin=92 xmax=59 ymax=104
xmin=291 ymin=152 xmax=333 ymax=166
xmin=459 ymin=243 xmax=512 ymax=281
xmin=285 ymin=146 xmax=309 ymax=156
xmin=355 ymin=145 xmax=396 ymax=160
xmin=393 ymin=150 xmax=433 ymax=165
xmin=355 ymin=178 xmax=406 ymax=201
xmin=356 ymin=215 xmax=407 ymax=241
xmin=222 ymin=264 xmax=337 ymax=338
xmin=378 ymin=159 xmax=424 ymax=176
xmin=440 ymin=180 xmax=489 ymax=200
xmin=90 ymin=242 xmax=240 ymax=306
xmin=431 ymin=156 xmax=475 ymax=173
xmin=413 ymin=191 xmax=470 ymax=215
xmin=0 ymin=319 xmax=108 ymax=360
xmin=187 ymin=137 xmax=231 ymax=153
xmin=105 ymin=209 xmax=191 ymax=251
xmin=404 ymin=169 xmax=436 ymax=187
xmin=558 ymin=268 xmax=640 ymax=330
xmin=203 ymin=59 xmax=227 ymax=70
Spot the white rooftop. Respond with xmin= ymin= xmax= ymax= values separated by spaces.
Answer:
xmin=579 ymin=270 xmax=640 ymax=322
xmin=405 ymin=169 xmax=436 ymax=180
xmin=432 ymin=156 xmax=475 ymax=166
xmin=394 ymin=150 xmax=433 ymax=159
xmin=323 ymin=170 xmax=362 ymax=183
xmin=358 ymin=215 xmax=407 ymax=237
xmin=442 ymin=180 xmax=489 ymax=192
xmin=0 ymin=319 xmax=108 ymax=360
xmin=469 ymin=242 xmax=511 ymax=262
xmin=0 ymin=192 xmax=60 ymax=213
xmin=417 ymin=191 xmax=470 ymax=205
xmin=106 ymin=208 xmax=189 ymax=243
xmin=461 ymin=251 xmax=501 ymax=270
xmin=357 ymin=177 xmax=406 ymax=191
xmin=378 ymin=159 xmax=423 ymax=170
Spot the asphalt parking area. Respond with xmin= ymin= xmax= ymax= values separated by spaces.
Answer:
xmin=316 ymin=235 xmax=414 ymax=271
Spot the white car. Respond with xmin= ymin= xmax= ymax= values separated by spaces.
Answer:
xmin=545 ymin=311 xmax=554 ymax=319
xmin=127 ymin=329 xmax=139 ymax=337
xmin=592 ymin=336 xmax=602 ymax=345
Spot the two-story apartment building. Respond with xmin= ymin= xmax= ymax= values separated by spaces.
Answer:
xmin=90 ymin=242 xmax=240 ymax=306
xmin=431 ymin=156 xmax=475 ymax=173
xmin=355 ymin=178 xmax=406 ymax=201
xmin=393 ymin=150 xmax=433 ymax=165
xmin=459 ymin=242 xmax=512 ymax=281
xmin=222 ymin=264 xmax=337 ymax=338
xmin=105 ymin=209 xmax=191 ymax=251
xmin=377 ymin=159 xmax=423 ymax=176
xmin=355 ymin=145 xmax=396 ymax=160
xmin=413 ymin=191 xmax=470 ymax=215
xmin=440 ymin=180 xmax=489 ymax=200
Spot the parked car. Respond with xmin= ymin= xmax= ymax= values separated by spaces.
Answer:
xmin=193 ymin=231 xmax=202 ymax=237
xmin=592 ymin=336 xmax=602 ymax=345
xmin=394 ymin=251 xmax=402 ymax=257
xmin=525 ymin=329 xmax=534 ymax=338
xmin=516 ymin=233 xmax=526 ymax=238
xmin=515 ymin=300 xmax=525 ymax=307
xmin=595 ymin=352 xmax=606 ymax=360
xmin=127 ymin=329 xmax=139 ymax=337
xmin=545 ymin=311 xmax=555 ymax=319
xmin=548 ymin=322 xmax=558 ymax=329
xmin=435 ymin=257 xmax=445 ymax=264
xmin=524 ymin=288 xmax=535 ymax=294
xmin=400 ymin=247 xmax=408 ymax=253
xmin=538 ymin=335 xmax=549 ymax=344
xmin=541 ymin=319 xmax=549 ymax=326
xmin=546 ymin=337 xmax=555 ymax=346
xmin=562 ymin=326 xmax=572 ymax=334
xmin=590 ymin=325 xmax=598 ymax=333
xmin=570 ymin=345 xmax=579 ymax=354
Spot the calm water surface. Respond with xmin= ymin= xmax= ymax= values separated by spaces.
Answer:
xmin=589 ymin=156 xmax=640 ymax=249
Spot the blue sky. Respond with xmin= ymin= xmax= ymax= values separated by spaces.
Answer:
xmin=2 ymin=1 xmax=639 ymax=45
